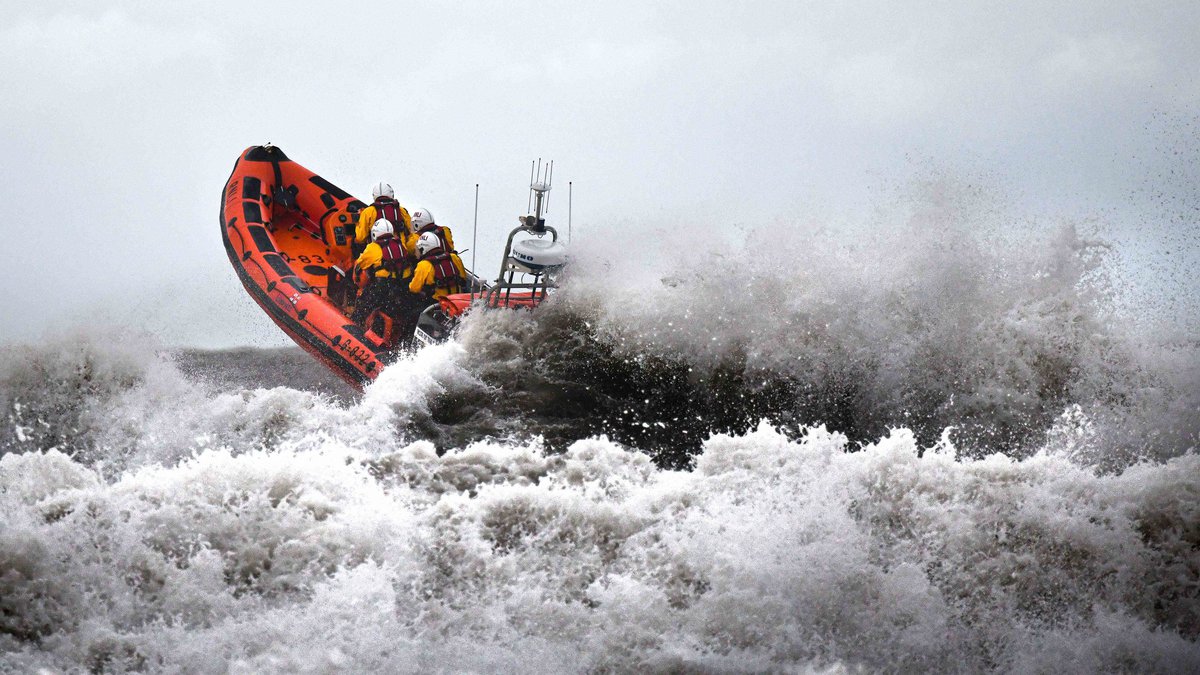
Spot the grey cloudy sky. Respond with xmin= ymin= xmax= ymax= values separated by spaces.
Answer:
xmin=1 ymin=1 xmax=1197 ymax=347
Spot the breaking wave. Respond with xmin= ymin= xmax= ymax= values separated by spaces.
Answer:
xmin=2 ymin=178 xmax=1198 ymax=671
xmin=2 ymin=410 xmax=1197 ymax=672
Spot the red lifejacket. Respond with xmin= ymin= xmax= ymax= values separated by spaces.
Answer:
xmin=416 ymin=223 xmax=452 ymax=252
xmin=373 ymin=197 xmax=404 ymax=229
xmin=377 ymin=235 xmax=406 ymax=275
xmin=421 ymin=249 xmax=462 ymax=293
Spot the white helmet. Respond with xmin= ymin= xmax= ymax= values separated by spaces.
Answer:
xmin=416 ymin=231 xmax=442 ymax=256
xmin=370 ymin=218 xmax=394 ymax=241
xmin=371 ymin=182 xmax=394 ymax=200
xmin=410 ymin=207 xmax=436 ymax=231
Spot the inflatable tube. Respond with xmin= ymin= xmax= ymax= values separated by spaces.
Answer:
xmin=220 ymin=145 xmax=385 ymax=389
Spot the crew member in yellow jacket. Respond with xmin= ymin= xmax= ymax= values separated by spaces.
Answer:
xmin=409 ymin=206 xmax=455 ymax=253
xmin=357 ymin=181 xmax=412 ymax=246
xmin=409 ymin=231 xmax=467 ymax=299
xmin=350 ymin=219 xmax=409 ymax=324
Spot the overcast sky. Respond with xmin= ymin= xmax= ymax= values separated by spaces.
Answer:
xmin=1 ymin=1 xmax=1197 ymax=347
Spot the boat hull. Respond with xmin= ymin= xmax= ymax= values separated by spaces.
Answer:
xmin=220 ymin=145 xmax=385 ymax=389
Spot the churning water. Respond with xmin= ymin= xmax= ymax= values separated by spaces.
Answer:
xmin=2 ymin=185 xmax=1198 ymax=672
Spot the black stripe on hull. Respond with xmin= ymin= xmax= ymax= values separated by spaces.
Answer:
xmin=220 ymin=151 xmax=374 ymax=390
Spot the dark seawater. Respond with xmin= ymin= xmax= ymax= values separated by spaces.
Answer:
xmin=174 ymin=347 xmax=358 ymax=401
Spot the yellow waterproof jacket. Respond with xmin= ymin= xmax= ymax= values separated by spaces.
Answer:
xmin=356 ymin=201 xmax=412 ymax=244
xmin=354 ymin=234 xmax=418 ymax=279
xmin=409 ymin=252 xmax=467 ymax=299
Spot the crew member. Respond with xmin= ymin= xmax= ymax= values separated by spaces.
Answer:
xmin=409 ymin=206 xmax=455 ymax=253
xmin=350 ymin=219 xmax=409 ymax=324
xmin=408 ymin=231 xmax=467 ymax=300
xmin=356 ymin=182 xmax=412 ymax=248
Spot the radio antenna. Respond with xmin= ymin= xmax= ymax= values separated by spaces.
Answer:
xmin=472 ymin=183 xmax=479 ymax=272
xmin=527 ymin=160 xmax=536 ymax=213
xmin=568 ymin=181 xmax=572 ymax=242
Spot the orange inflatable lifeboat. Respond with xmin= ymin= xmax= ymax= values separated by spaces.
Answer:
xmin=221 ymin=146 xmax=568 ymax=389
xmin=220 ymin=145 xmax=395 ymax=389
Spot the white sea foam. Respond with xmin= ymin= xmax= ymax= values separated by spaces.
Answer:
xmin=1 ymin=422 xmax=1197 ymax=672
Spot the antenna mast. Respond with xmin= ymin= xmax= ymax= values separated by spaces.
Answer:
xmin=472 ymin=183 xmax=479 ymax=272
xmin=526 ymin=159 xmax=553 ymax=233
